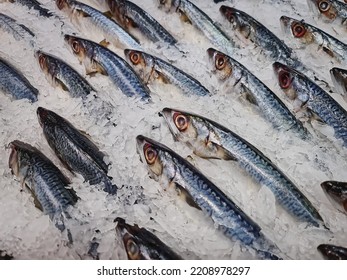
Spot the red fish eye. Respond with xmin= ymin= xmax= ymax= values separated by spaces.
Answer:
xmin=278 ymin=71 xmax=292 ymax=89
xmin=130 ymin=52 xmax=140 ymax=65
xmin=291 ymin=22 xmax=306 ymax=38
xmin=173 ymin=113 xmax=188 ymax=131
xmin=318 ymin=1 xmax=330 ymax=12
xmin=72 ymin=40 xmax=80 ymax=53
xmin=38 ymin=54 xmax=46 ymax=69
xmin=215 ymin=55 xmax=226 ymax=70
xmin=143 ymin=144 xmax=157 ymax=165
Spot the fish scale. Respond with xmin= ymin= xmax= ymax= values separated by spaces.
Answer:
xmin=137 ymin=135 xmax=282 ymax=259
xmin=0 ymin=57 xmax=38 ymax=102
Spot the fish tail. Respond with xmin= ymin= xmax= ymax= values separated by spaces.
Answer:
xmin=255 ymin=249 xmax=283 ymax=260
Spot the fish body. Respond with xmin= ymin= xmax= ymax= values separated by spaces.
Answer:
xmin=115 ymin=217 xmax=182 ymax=260
xmin=8 ymin=140 xmax=78 ymax=223
xmin=280 ymin=16 xmax=347 ymax=63
xmin=36 ymin=51 xmax=95 ymax=99
xmin=331 ymin=67 xmax=347 ymax=99
xmin=158 ymin=0 xmax=235 ymax=55
xmin=307 ymin=0 xmax=347 ymax=27
xmin=107 ymin=0 xmax=177 ymax=44
xmin=219 ymin=6 xmax=299 ymax=67
xmin=4 ymin=0 xmax=53 ymax=17
xmin=136 ymin=135 xmax=282 ymax=260
xmin=37 ymin=107 xmax=117 ymax=195
xmin=124 ymin=49 xmax=210 ymax=96
xmin=318 ymin=244 xmax=347 ymax=259
xmin=207 ymin=48 xmax=308 ymax=138
xmin=0 ymin=13 xmax=35 ymax=44
xmin=321 ymin=181 xmax=347 ymax=211
xmin=161 ymin=108 xmax=325 ymax=228
xmin=0 ymin=57 xmax=38 ymax=102
xmin=273 ymin=62 xmax=347 ymax=147
xmin=56 ymin=0 xmax=141 ymax=50
xmin=64 ymin=35 xmax=151 ymax=102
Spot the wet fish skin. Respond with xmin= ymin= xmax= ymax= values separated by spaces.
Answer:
xmin=0 ymin=57 xmax=38 ymax=102
xmin=36 ymin=50 xmax=95 ymax=99
xmin=4 ymin=0 xmax=53 ymax=18
xmin=64 ymin=34 xmax=151 ymax=102
xmin=37 ymin=107 xmax=117 ymax=195
xmin=307 ymin=0 xmax=347 ymax=26
xmin=273 ymin=61 xmax=347 ymax=147
xmin=318 ymin=244 xmax=347 ymax=260
xmin=124 ymin=49 xmax=210 ymax=96
xmin=161 ymin=108 xmax=325 ymax=228
xmin=280 ymin=16 xmax=347 ymax=63
xmin=158 ymin=0 xmax=235 ymax=55
xmin=136 ymin=135 xmax=282 ymax=260
xmin=219 ymin=6 xmax=299 ymax=67
xmin=0 ymin=13 xmax=35 ymax=44
xmin=8 ymin=140 xmax=78 ymax=220
xmin=321 ymin=181 xmax=347 ymax=211
xmin=56 ymin=0 xmax=141 ymax=50
xmin=107 ymin=0 xmax=177 ymax=44
xmin=115 ymin=217 xmax=182 ymax=260
xmin=330 ymin=67 xmax=347 ymax=100
xmin=207 ymin=48 xmax=309 ymax=139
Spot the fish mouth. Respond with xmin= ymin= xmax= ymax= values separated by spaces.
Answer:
xmin=272 ymin=61 xmax=288 ymax=73
xmin=219 ymin=5 xmax=235 ymax=21
xmin=206 ymin=47 xmax=217 ymax=59
xmin=279 ymin=15 xmax=291 ymax=34
xmin=35 ymin=51 xmax=48 ymax=71
xmin=36 ymin=107 xmax=49 ymax=127
xmin=160 ymin=108 xmax=180 ymax=141
xmin=321 ymin=181 xmax=346 ymax=198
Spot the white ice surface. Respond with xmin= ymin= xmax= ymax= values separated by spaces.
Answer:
xmin=0 ymin=0 xmax=346 ymax=260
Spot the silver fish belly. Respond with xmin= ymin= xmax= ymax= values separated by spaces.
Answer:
xmin=0 ymin=57 xmax=38 ymax=102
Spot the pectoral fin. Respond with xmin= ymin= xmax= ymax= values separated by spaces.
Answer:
xmin=54 ymin=78 xmax=69 ymax=92
xmin=25 ymin=184 xmax=43 ymax=212
xmin=242 ymin=85 xmax=258 ymax=106
xmin=178 ymin=10 xmax=191 ymax=24
xmin=174 ymin=182 xmax=201 ymax=210
xmin=103 ymin=11 xmax=113 ymax=19
xmin=99 ymin=39 xmax=110 ymax=48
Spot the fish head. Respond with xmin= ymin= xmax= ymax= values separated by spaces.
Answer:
xmin=318 ymin=244 xmax=347 ymax=260
xmin=280 ymin=16 xmax=313 ymax=45
xmin=64 ymin=35 xmax=92 ymax=65
xmin=35 ymin=51 xmax=58 ymax=82
xmin=8 ymin=140 xmax=35 ymax=181
xmin=307 ymin=0 xmax=337 ymax=21
xmin=37 ymin=107 xmax=61 ymax=130
xmin=115 ymin=217 xmax=162 ymax=260
xmin=219 ymin=6 xmax=243 ymax=31
xmin=136 ymin=135 xmax=164 ymax=180
xmin=207 ymin=48 xmax=234 ymax=81
xmin=161 ymin=108 xmax=226 ymax=160
xmin=55 ymin=0 xmax=71 ymax=11
xmin=321 ymin=181 xmax=347 ymax=207
xmin=124 ymin=49 xmax=151 ymax=81
xmin=107 ymin=0 xmax=128 ymax=25
xmin=157 ymin=0 xmax=178 ymax=12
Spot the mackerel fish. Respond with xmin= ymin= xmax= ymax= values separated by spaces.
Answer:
xmin=161 ymin=108 xmax=325 ymax=228
xmin=331 ymin=67 xmax=347 ymax=100
xmin=280 ymin=16 xmax=347 ymax=64
xmin=36 ymin=50 xmax=95 ymax=98
xmin=1 ymin=0 xmax=53 ymax=18
xmin=107 ymin=0 xmax=177 ymax=45
xmin=219 ymin=6 xmax=300 ymax=68
xmin=0 ymin=57 xmax=38 ymax=102
xmin=207 ymin=48 xmax=308 ymax=139
xmin=64 ymin=34 xmax=151 ymax=102
xmin=56 ymin=0 xmax=141 ymax=50
xmin=317 ymin=244 xmax=347 ymax=259
xmin=307 ymin=0 xmax=347 ymax=28
xmin=273 ymin=61 xmax=347 ymax=147
xmin=0 ymin=13 xmax=35 ymax=45
xmin=136 ymin=135 xmax=283 ymax=260
xmin=124 ymin=49 xmax=210 ymax=96
xmin=115 ymin=217 xmax=182 ymax=260
xmin=8 ymin=140 xmax=78 ymax=237
xmin=321 ymin=181 xmax=347 ymax=212
xmin=158 ymin=0 xmax=236 ymax=55
xmin=37 ymin=107 xmax=117 ymax=195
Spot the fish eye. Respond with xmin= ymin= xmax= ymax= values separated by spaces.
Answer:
xmin=318 ymin=1 xmax=330 ymax=12
xmin=130 ymin=51 xmax=140 ymax=65
xmin=126 ymin=239 xmax=140 ymax=259
xmin=291 ymin=22 xmax=306 ymax=38
xmin=38 ymin=54 xmax=46 ymax=69
xmin=144 ymin=144 xmax=157 ymax=165
xmin=278 ymin=71 xmax=292 ymax=89
xmin=173 ymin=113 xmax=188 ymax=132
xmin=56 ymin=0 xmax=65 ymax=9
xmin=215 ymin=55 xmax=226 ymax=70
xmin=72 ymin=40 xmax=80 ymax=54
